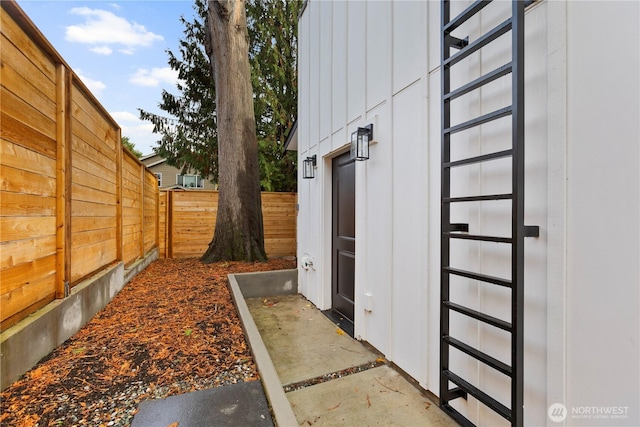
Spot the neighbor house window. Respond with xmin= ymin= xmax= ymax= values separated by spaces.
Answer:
xmin=176 ymin=174 xmax=203 ymax=188
xmin=155 ymin=173 xmax=162 ymax=187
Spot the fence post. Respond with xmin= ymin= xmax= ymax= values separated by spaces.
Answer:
xmin=155 ymin=181 xmax=159 ymax=252
xmin=140 ymin=164 xmax=145 ymax=259
xmin=116 ymin=132 xmax=123 ymax=263
xmin=55 ymin=64 xmax=71 ymax=299
xmin=167 ymin=190 xmax=173 ymax=258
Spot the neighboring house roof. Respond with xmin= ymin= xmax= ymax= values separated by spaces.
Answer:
xmin=284 ymin=120 xmax=298 ymax=151
xmin=143 ymin=158 xmax=167 ymax=168
xmin=160 ymin=185 xmax=201 ymax=190
xmin=140 ymin=152 xmax=159 ymax=162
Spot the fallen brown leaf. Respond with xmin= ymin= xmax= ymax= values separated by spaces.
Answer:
xmin=328 ymin=402 xmax=341 ymax=411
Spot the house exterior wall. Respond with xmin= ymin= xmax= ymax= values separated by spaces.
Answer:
xmin=297 ymin=1 xmax=639 ymax=426
xmin=140 ymin=154 xmax=217 ymax=190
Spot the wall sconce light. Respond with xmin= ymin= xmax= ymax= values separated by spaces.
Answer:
xmin=351 ymin=124 xmax=373 ymax=161
xmin=302 ymin=155 xmax=317 ymax=179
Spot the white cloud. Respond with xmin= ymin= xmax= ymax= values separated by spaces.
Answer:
xmin=129 ymin=67 xmax=179 ymax=87
xmin=110 ymin=111 xmax=139 ymax=122
xmin=109 ymin=3 xmax=121 ymax=11
xmin=90 ymin=46 xmax=112 ymax=55
xmin=65 ymin=7 xmax=163 ymax=54
xmin=76 ymin=72 xmax=106 ymax=96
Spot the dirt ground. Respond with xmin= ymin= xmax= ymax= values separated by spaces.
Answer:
xmin=0 ymin=257 xmax=296 ymax=427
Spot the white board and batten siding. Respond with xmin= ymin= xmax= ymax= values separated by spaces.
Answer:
xmin=297 ymin=1 xmax=639 ymax=426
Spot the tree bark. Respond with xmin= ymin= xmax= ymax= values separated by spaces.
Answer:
xmin=201 ymin=0 xmax=266 ymax=262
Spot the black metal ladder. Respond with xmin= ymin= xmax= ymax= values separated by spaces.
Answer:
xmin=440 ymin=1 xmax=536 ymax=426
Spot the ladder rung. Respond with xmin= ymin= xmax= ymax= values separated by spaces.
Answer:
xmin=444 ymin=0 xmax=492 ymax=34
xmin=443 ymin=301 xmax=512 ymax=331
xmin=441 ymin=404 xmax=476 ymax=427
xmin=444 ymin=18 xmax=512 ymax=68
xmin=444 ymin=149 xmax=513 ymax=168
xmin=444 ymin=193 xmax=512 ymax=203
xmin=443 ymin=370 xmax=512 ymax=421
xmin=444 ymin=266 xmax=511 ymax=287
xmin=443 ymin=335 xmax=512 ymax=376
xmin=444 ymin=63 xmax=512 ymax=102
xmin=444 ymin=106 xmax=512 ymax=135
xmin=444 ymin=232 xmax=512 ymax=244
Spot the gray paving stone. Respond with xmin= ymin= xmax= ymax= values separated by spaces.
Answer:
xmin=131 ymin=380 xmax=273 ymax=427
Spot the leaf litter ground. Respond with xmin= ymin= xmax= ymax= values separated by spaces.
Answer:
xmin=1 ymin=257 xmax=296 ymax=427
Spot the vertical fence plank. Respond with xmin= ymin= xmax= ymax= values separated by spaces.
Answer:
xmin=54 ymin=64 xmax=67 ymax=298
xmin=54 ymin=64 xmax=72 ymax=298
xmin=155 ymin=182 xmax=159 ymax=252
xmin=168 ymin=190 xmax=173 ymax=259
xmin=139 ymin=164 xmax=144 ymax=259
xmin=116 ymin=132 xmax=123 ymax=263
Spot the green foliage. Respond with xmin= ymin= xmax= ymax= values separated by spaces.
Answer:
xmin=248 ymin=0 xmax=300 ymax=192
xmin=121 ymin=136 xmax=142 ymax=158
xmin=139 ymin=0 xmax=217 ymax=179
xmin=139 ymin=0 xmax=299 ymax=191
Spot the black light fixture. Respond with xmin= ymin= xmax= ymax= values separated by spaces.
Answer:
xmin=302 ymin=155 xmax=316 ymax=179
xmin=351 ymin=124 xmax=373 ymax=161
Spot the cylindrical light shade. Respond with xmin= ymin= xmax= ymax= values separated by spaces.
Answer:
xmin=351 ymin=125 xmax=373 ymax=161
xmin=302 ymin=155 xmax=316 ymax=179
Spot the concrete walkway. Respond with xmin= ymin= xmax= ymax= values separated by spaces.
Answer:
xmin=246 ymin=294 xmax=458 ymax=427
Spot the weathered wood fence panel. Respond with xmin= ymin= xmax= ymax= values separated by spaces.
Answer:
xmin=0 ymin=1 xmax=159 ymax=329
xmin=69 ymin=82 xmax=119 ymax=283
xmin=1 ymin=6 xmax=58 ymax=328
xmin=143 ymin=171 xmax=158 ymax=255
xmin=121 ymin=153 xmax=143 ymax=267
xmin=160 ymin=191 xmax=297 ymax=259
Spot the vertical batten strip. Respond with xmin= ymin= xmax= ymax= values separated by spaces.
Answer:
xmin=55 ymin=63 xmax=66 ymax=298
xmin=167 ymin=190 xmax=173 ymax=259
xmin=155 ymin=179 xmax=160 ymax=251
xmin=116 ymin=130 xmax=123 ymax=262
xmin=140 ymin=164 xmax=145 ymax=259
xmin=55 ymin=64 xmax=71 ymax=298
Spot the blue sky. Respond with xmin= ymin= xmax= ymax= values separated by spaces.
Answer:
xmin=17 ymin=0 xmax=198 ymax=156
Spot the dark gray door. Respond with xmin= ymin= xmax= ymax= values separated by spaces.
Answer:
xmin=332 ymin=152 xmax=355 ymax=322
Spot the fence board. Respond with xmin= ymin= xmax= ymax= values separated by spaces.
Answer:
xmin=1 ymin=274 xmax=55 ymax=326
xmin=71 ymin=182 xmax=117 ymax=205
xmin=1 ymin=254 xmax=56 ymax=295
xmin=1 ymin=54 xmax=56 ymax=119
xmin=1 ymin=193 xmax=56 ymax=217
xmin=0 ymin=164 xmax=56 ymax=196
xmin=1 ymin=138 xmax=56 ymax=176
xmin=1 ymin=114 xmax=56 ymax=163
xmin=1 ymin=33 xmax=56 ymax=101
xmin=0 ymin=217 xmax=55 ymax=242
xmin=1 ymin=87 xmax=56 ymax=141
xmin=0 ymin=236 xmax=56 ymax=269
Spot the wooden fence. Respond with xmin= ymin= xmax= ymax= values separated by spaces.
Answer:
xmin=1 ymin=1 xmax=159 ymax=329
xmin=159 ymin=191 xmax=297 ymax=259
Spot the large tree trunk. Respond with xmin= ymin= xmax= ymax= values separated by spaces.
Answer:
xmin=201 ymin=0 xmax=266 ymax=262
